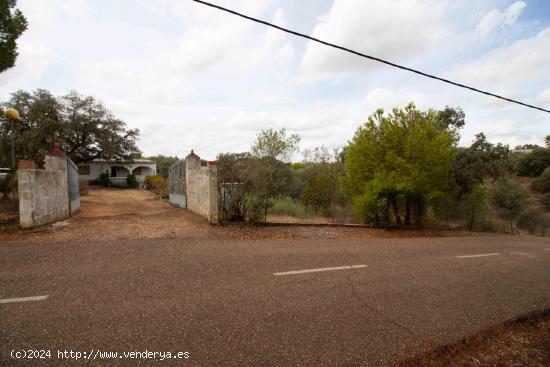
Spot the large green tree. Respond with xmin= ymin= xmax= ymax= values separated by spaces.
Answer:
xmin=0 ymin=0 xmax=27 ymax=73
xmin=490 ymin=178 xmax=529 ymax=232
xmin=0 ymin=89 xmax=140 ymax=166
xmin=217 ymin=152 xmax=293 ymax=222
xmin=343 ymin=103 xmax=458 ymax=227
xmin=514 ymin=147 xmax=550 ymax=177
xmin=453 ymin=133 xmax=509 ymax=197
xmin=301 ymin=145 xmax=344 ymax=218
xmin=435 ymin=133 xmax=509 ymax=229
xmin=251 ymin=128 xmax=300 ymax=161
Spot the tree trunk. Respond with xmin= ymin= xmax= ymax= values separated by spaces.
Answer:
xmin=330 ymin=190 xmax=336 ymax=224
xmin=264 ymin=197 xmax=268 ymax=222
xmin=415 ymin=196 xmax=423 ymax=228
xmin=405 ymin=198 xmax=411 ymax=226
xmin=391 ymin=197 xmax=401 ymax=226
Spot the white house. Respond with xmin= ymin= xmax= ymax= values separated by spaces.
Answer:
xmin=78 ymin=159 xmax=156 ymax=186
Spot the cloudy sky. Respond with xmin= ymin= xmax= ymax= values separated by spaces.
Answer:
xmin=1 ymin=0 xmax=549 ymax=160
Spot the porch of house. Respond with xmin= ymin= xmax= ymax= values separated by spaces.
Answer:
xmin=108 ymin=165 xmax=155 ymax=187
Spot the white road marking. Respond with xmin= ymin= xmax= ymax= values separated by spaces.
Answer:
xmin=274 ymin=265 xmax=367 ymax=276
xmin=456 ymin=253 xmax=500 ymax=259
xmin=509 ymin=251 xmax=536 ymax=258
xmin=0 ymin=295 xmax=49 ymax=304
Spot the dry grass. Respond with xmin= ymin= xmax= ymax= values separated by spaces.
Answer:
xmin=395 ymin=309 xmax=550 ymax=367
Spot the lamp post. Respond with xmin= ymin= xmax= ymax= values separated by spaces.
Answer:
xmin=3 ymin=108 xmax=21 ymax=170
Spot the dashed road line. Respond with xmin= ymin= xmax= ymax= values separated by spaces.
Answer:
xmin=0 ymin=295 xmax=49 ymax=304
xmin=456 ymin=253 xmax=500 ymax=259
xmin=509 ymin=251 xmax=536 ymax=258
xmin=274 ymin=265 xmax=367 ymax=276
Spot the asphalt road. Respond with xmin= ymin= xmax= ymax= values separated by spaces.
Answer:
xmin=1 ymin=235 xmax=549 ymax=366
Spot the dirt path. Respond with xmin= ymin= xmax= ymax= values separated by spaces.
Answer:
xmin=0 ymin=187 xmax=477 ymax=242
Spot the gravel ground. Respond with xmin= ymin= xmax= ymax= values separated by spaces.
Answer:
xmin=0 ymin=187 xmax=476 ymax=242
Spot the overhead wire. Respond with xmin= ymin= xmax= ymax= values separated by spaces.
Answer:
xmin=191 ymin=0 xmax=550 ymax=114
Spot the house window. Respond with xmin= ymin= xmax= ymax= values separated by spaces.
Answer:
xmin=78 ymin=165 xmax=90 ymax=175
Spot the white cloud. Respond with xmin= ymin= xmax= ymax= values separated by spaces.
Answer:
xmin=248 ymin=93 xmax=294 ymax=104
xmin=537 ymin=88 xmax=550 ymax=105
xmin=71 ymin=2 xmax=294 ymax=118
xmin=300 ymin=0 xmax=445 ymax=79
xmin=449 ymin=28 xmax=550 ymax=88
xmin=0 ymin=0 xmax=95 ymax=97
xmin=475 ymin=1 xmax=526 ymax=35
xmin=0 ymin=42 xmax=55 ymax=96
xmin=363 ymin=88 xmax=435 ymax=113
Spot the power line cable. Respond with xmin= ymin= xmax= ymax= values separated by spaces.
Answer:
xmin=191 ymin=0 xmax=550 ymax=114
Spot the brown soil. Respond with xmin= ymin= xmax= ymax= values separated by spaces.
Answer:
xmin=395 ymin=309 xmax=550 ymax=367
xmin=0 ymin=187 xmax=475 ymax=242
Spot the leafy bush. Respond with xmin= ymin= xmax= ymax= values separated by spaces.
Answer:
xmin=126 ymin=174 xmax=138 ymax=188
xmin=434 ymin=184 xmax=489 ymax=230
xmin=531 ymin=167 xmax=550 ymax=193
xmin=489 ymin=178 xmax=529 ymax=232
xmin=541 ymin=193 xmax=550 ymax=212
xmin=514 ymin=148 xmax=550 ymax=176
xmin=517 ymin=207 xmax=548 ymax=235
xmin=0 ymin=173 xmax=16 ymax=198
xmin=246 ymin=196 xmax=267 ymax=223
xmin=145 ymin=175 xmax=167 ymax=198
xmin=98 ymin=172 xmax=110 ymax=187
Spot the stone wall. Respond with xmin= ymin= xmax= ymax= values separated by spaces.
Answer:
xmin=185 ymin=151 xmax=218 ymax=224
xmin=17 ymin=144 xmax=74 ymax=228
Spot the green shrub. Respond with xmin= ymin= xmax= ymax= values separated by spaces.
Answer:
xmin=98 ymin=172 xmax=110 ymax=187
xmin=541 ymin=193 xmax=550 ymax=211
xmin=515 ymin=148 xmax=550 ymax=176
xmin=517 ymin=207 xmax=548 ymax=235
xmin=145 ymin=175 xmax=167 ymax=198
xmin=245 ymin=195 xmax=266 ymax=223
xmin=531 ymin=167 xmax=550 ymax=192
xmin=126 ymin=174 xmax=138 ymax=188
xmin=490 ymin=178 xmax=529 ymax=232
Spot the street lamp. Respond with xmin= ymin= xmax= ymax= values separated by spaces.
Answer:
xmin=3 ymin=108 xmax=21 ymax=170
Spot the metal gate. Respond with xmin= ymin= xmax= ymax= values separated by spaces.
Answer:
xmin=221 ymin=182 xmax=245 ymax=222
xmin=67 ymin=158 xmax=80 ymax=215
xmin=168 ymin=160 xmax=186 ymax=208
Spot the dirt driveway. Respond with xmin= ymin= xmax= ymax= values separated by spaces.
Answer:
xmin=0 ymin=187 xmax=472 ymax=242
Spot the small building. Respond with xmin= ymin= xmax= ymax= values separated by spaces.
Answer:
xmin=77 ymin=159 xmax=157 ymax=186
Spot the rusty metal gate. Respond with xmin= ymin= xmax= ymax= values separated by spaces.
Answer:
xmin=168 ymin=160 xmax=186 ymax=208
xmin=67 ymin=158 xmax=80 ymax=215
xmin=221 ymin=182 xmax=245 ymax=222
